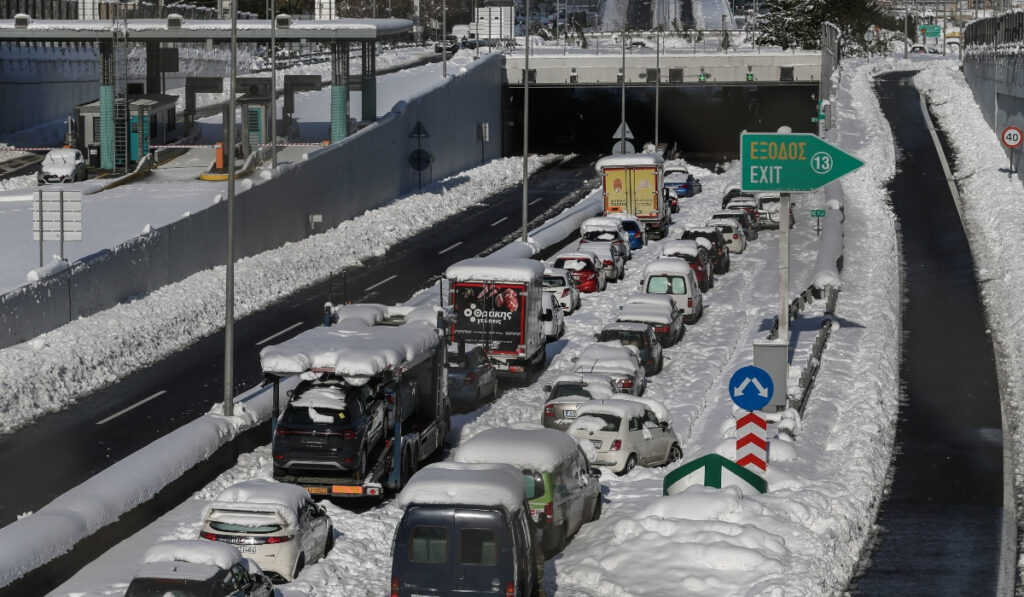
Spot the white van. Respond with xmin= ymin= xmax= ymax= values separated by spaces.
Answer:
xmin=640 ymin=258 xmax=703 ymax=323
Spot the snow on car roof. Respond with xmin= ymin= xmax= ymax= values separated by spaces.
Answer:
xmin=543 ymin=266 xmax=571 ymax=279
xmin=332 ymin=303 xmax=386 ymax=326
xmin=684 ymin=226 xmax=721 ymax=235
xmin=664 ymin=166 xmax=690 ymax=174
xmin=43 ymin=148 xmax=80 ymax=162
xmin=621 ymin=395 xmax=672 ymax=422
xmin=396 ymin=462 xmax=526 ymax=512
xmin=617 ymin=303 xmax=674 ymax=325
xmin=549 ymin=372 xmax=616 ymax=387
xmin=577 ymin=241 xmax=613 ymax=259
xmin=627 ymin=293 xmax=680 ymax=309
xmin=578 ymin=342 xmax=638 ymax=361
xmin=580 ymin=217 xmax=624 ymax=233
xmin=661 ymin=240 xmax=702 ymax=259
xmin=709 ymin=218 xmax=741 ymax=229
xmin=604 ymin=212 xmax=641 ymax=224
xmin=140 ymin=539 xmax=242 ymax=572
xmin=575 ymin=399 xmax=647 ymax=420
xmin=445 ymin=258 xmax=545 ymax=282
xmin=455 ymin=428 xmax=582 ymax=473
xmin=643 ymin=258 xmax=695 ymax=277
xmin=601 ymin=321 xmax=651 ymax=333
xmin=692 ymin=237 xmax=712 ymax=251
xmin=552 ymin=250 xmax=599 ymax=263
xmin=726 ymin=198 xmax=757 ymax=207
xmin=202 ymin=479 xmax=311 ymax=528
xmin=291 ymin=386 xmax=349 ymax=410
xmin=595 ymin=153 xmax=664 ymax=171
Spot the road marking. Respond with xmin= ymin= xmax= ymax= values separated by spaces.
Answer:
xmin=528 ymin=197 xmax=544 ymax=205
xmin=365 ymin=274 xmax=397 ymax=292
xmin=255 ymin=321 xmax=304 ymax=346
xmin=96 ymin=391 xmax=167 ymax=425
xmin=438 ymin=241 xmax=463 ymax=255
xmin=490 ymin=216 xmax=508 ymax=227
xmin=555 ymin=182 xmax=570 ymax=190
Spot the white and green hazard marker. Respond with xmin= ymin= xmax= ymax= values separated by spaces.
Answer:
xmin=663 ymin=453 xmax=767 ymax=496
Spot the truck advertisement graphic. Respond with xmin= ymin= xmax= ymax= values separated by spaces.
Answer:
xmin=451 ymin=282 xmax=526 ymax=352
xmin=631 ymin=167 xmax=659 ymax=217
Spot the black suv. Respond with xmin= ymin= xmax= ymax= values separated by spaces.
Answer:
xmin=679 ymin=227 xmax=731 ymax=274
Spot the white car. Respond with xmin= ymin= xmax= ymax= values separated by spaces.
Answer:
xmin=125 ymin=540 xmax=274 ymax=597
xmin=568 ymin=397 xmax=681 ymax=475
xmin=579 ymin=216 xmax=631 ymax=260
xmin=708 ymin=218 xmax=747 ymax=254
xmin=541 ymin=291 xmax=566 ymax=341
xmin=37 ymin=148 xmax=87 ymax=184
xmin=543 ymin=266 xmax=581 ymax=313
xmin=639 ymin=259 xmax=704 ymax=324
xmin=199 ymin=479 xmax=334 ymax=583
xmin=571 ymin=342 xmax=647 ymax=395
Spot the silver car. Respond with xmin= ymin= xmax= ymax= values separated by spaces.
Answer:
xmin=596 ymin=322 xmax=663 ymax=375
xmin=541 ymin=372 xmax=625 ymax=430
xmin=447 ymin=344 xmax=498 ymax=411
xmin=571 ymin=343 xmax=647 ymax=396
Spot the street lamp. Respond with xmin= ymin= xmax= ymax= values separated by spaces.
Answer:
xmin=522 ymin=0 xmax=531 ymax=242
xmin=224 ymin=0 xmax=239 ymax=416
xmin=268 ymin=0 xmax=277 ymax=170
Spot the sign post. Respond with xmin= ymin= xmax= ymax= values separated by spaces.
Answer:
xmin=1002 ymin=125 xmax=1022 ymax=176
xmin=32 ymin=190 xmax=83 ymax=265
xmin=409 ymin=120 xmax=430 ymax=191
xmin=811 ymin=208 xmax=825 ymax=235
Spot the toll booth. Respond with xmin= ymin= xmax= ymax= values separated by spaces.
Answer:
xmin=238 ymin=96 xmax=273 ymax=156
xmin=73 ymin=93 xmax=179 ymax=168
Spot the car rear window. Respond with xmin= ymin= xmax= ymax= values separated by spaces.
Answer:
xmin=582 ymin=231 xmax=618 ymax=242
xmin=646 ymin=276 xmax=687 ymax=294
xmin=209 ymin=520 xmax=282 ymax=534
xmin=551 ymin=385 xmax=591 ymax=400
xmin=599 ymin=330 xmax=648 ymax=349
xmin=125 ymin=577 xmax=218 ymax=597
xmin=523 ymin=470 xmax=545 ymax=500
xmin=459 ymin=528 xmax=498 ymax=566
xmin=554 ymin=258 xmax=589 ymax=271
xmin=410 ymin=526 xmax=448 ymax=564
xmin=587 ymin=413 xmax=621 ymax=431
xmin=543 ymin=276 xmax=566 ymax=288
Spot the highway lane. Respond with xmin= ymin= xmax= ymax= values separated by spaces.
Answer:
xmin=850 ymin=72 xmax=1004 ymax=594
xmin=0 ymin=156 xmax=598 ymax=527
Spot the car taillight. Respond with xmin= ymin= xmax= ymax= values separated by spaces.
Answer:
xmin=265 ymin=535 xmax=293 ymax=544
xmin=544 ymin=404 xmax=554 ymax=417
xmin=688 ymin=297 xmax=693 ymax=308
xmin=391 ymin=576 xmax=400 ymax=597
xmin=603 ymin=260 xmax=613 ymax=266
xmin=634 ymin=231 xmax=641 ymax=238
xmin=463 ymin=372 xmax=476 ymax=386
xmin=509 ymin=366 xmax=524 ymax=373
xmin=562 ymin=289 xmax=569 ymax=297
xmin=610 ymin=439 xmax=622 ymax=451
xmin=545 ymin=502 xmax=554 ymax=523
xmin=200 ymin=531 xmax=217 ymax=541
xmin=654 ymin=325 xmax=669 ymax=333
xmin=506 ymin=581 xmax=516 ymax=597
xmin=733 ymin=234 xmax=738 ymax=239
xmin=618 ymin=378 xmax=633 ymax=389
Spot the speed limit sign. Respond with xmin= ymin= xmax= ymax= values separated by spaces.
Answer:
xmin=1003 ymin=126 xmax=1023 ymax=149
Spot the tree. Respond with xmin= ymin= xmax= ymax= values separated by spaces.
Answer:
xmin=756 ymin=0 xmax=903 ymax=54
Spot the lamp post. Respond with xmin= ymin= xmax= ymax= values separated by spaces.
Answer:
xmin=442 ymin=0 xmax=448 ymax=77
xmin=224 ymin=0 xmax=238 ymax=416
xmin=522 ymin=0 xmax=530 ymax=243
xmin=654 ymin=27 xmax=660 ymax=149
xmin=269 ymin=0 xmax=277 ymax=170
xmin=619 ymin=26 xmax=626 ymax=154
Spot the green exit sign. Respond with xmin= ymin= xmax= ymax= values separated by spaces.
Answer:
xmin=740 ymin=132 xmax=865 ymax=192
xmin=921 ymin=24 xmax=941 ymax=37
xmin=811 ymin=209 xmax=826 ymax=218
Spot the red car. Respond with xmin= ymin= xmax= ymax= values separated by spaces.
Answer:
xmin=551 ymin=251 xmax=607 ymax=293
xmin=660 ymin=240 xmax=713 ymax=292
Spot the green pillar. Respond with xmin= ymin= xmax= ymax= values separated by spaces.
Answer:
xmin=361 ymin=40 xmax=377 ymax=123
xmin=99 ymin=40 xmax=115 ymax=170
xmin=330 ymin=41 xmax=350 ymax=143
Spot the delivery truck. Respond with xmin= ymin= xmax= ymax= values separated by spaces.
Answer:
xmin=596 ymin=153 xmax=671 ymax=239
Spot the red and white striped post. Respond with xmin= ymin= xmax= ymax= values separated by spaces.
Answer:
xmin=735 ymin=411 xmax=767 ymax=478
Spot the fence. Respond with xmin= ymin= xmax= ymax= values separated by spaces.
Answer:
xmin=819 ymin=21 xmax=841 ymax=132
xmin=0 ymin=0 xmax=257 ymax=19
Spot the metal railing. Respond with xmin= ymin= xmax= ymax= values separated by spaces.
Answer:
xmin=963 ymin=11 xmax=1024 ymax=47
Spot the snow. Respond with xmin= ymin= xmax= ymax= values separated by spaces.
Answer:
xmin=580 ymin=217 xmax=625 ymax=233
xmin=620 ymin=395 xmax=671 ymax=423
xmin=574 ymin=398 xmax=646 ymax=421
xmin=140 ymin=539 xmax=242 ymax=572
xmin=395 ymin=462 xmax=527 ymax=512
xmin=642 ymin=257 xmax=694 ymax=277
xmin=594 ymin=153 xmax=663 ymax=171
xmin=567 ymin=416 xmax=607 ymax=434
xmin=547 ymin=373 xmax=618 ymax=399
xmin=331 ymin=303 xmax=387 ymax=327
xmin=660 ymin=239 xmax=702 ymax=259
xmin=551 ymin=250 xmax=601 ymax=271
xmin=454 ymin=427 xmax=582 ymax=473
xmin=444 ymin=257 xmax=545 ymax=282
xmin=627 ymin=292 xmax=682 ymax=313
xmin=616 ymin=303 xmax=674 ymax=326
xmin=202 ymin=479 xmax=312 ymax=528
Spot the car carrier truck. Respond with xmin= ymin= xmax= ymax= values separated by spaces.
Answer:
xmin=259 ymin=303 xmax=451 ymax=499
xmin=596 ymin=153 xmax=671 ymax=239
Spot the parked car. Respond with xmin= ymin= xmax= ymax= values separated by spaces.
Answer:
xmin=720 ymin=183 xmax=755 ymax=209
xmin=567 ymin=398 xmax=681 ymax=475
xmin=541 ymin=292 xmax=566 ymax=341
xmin=447 ymin=343 xmax=498 ymax=412
xmin=724 ymin=198 xmax=763 ymax=231
xmin=639 ymin=259 xmax=704 ymax=324
xmin=125 ymin=540 xmax=274 ymax=597
xmin=551 ymin=250 xmax=607 ymax=293
xmin=712 ymin=210 xmax=758 ymax=241
xmin=708 ymin=219 xmax=747 ymax=254
xmin=542 ymin=372 xmax=621 ymax=430
xmin=665 ymin=188 xmax=680 ymax=213
xmin=596 ymin=321 xmax=663 ymax=375
xmin=663 ymin=165 xmax=697 ymax=198
xmin=579 ymin=216 xmax=631 ymax=260
xmin=543 ymin=266 xmax=582 ymax=313
xmin=755 ymin=193 xmax=796 ymax=228
xmin=604 ymin=212 xmax=647 ymax=249
xmin=661 ymin=239 xmax=713 ymax=292
xmin=910 ymin=44 xmax=926 ymax=54
xmin=37 ymin=148 xmax=87 ymax=184
xmin=454 ymin=428 xmax=603 ymax=557
xmin=271 ymin=380 xmax=387 ymax=479
xmin=392 ymin=462 xmax=540 ymax=597
xmin=680 ymin=227 xmax=731 ymax=274
xmin=199 ymin=479 xmax=333 ymax=583
xmin=434 ymin=34 xmax=459 ymax=53
xmin=617 ymin=293 xmax=687 ymax=345
xmin=577 ymin=239 xmax=625 ymax=282
xmin=571 ymin=343 xmax=647 ymax=396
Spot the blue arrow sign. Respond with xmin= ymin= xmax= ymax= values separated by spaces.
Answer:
xmin=728 ymin=365 xmax=774 ymax=411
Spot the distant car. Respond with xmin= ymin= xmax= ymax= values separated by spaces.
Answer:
xmin=551 ymin=250 xmax=607 ymax=293
xmin=199 ymin=480 xmax=333 ymax=583
xmin=721 ymin=183 xmax=755 ymax=209
xmin=541 ymin=292 xmax=566 ymax=341
xmin=665 ymin=188 xmax=680 ymax=213
xmin=567 ymin=398 xmax=681 ymax=475
xmin=639 ymin=259 xmax=704 ymax=324
xmin=543 ymin=266 xmax=582 ymax=313
xmin=447 ymin=344 xmax=498 ymax=411
xmin=542 ymin=372 xmax=621 ymax=430
xmin=571 ymin=343 xmax=647 ymax=396
xmin=663 ymin=166 xmax=698 ymax=198
xmin=125 ymin=540 xmax=273 ymax=597
xmin=724 ymin=198 xmax=763 ymax=231
xmin=596 ymin=321 xmax=663 ymax=375
xmin=661 ymin=239 xmax=713 ymax=292
xmin=679 ymin=227 xmax=731 ymax=274
xmin=434 ymin=34 xmax=459 ymax=53
xmin=579 ymin=217 xmax=631 ymax=260
xmin=618 ymin=293 xmax=687 ymax=345
xmin=910 ymin=44 xmax=926 ymax=54
xmin=755 ymin=193 xmax=796 ymax=228
xmin=708 ymin=219 xmax=747 ymax=254
xmin=712 ymin=210 xmax=758 ymax=241
xmin=604 ymin=212 xmax=647 ymax=249
xmin=37 ymin=148 xmax=87 ymax=184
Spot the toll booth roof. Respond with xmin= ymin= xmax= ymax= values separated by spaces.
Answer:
xmin=76 ymin=94 xmax=178 ymax=114
xmin=0 ymin=17 xmax=412 ymax=42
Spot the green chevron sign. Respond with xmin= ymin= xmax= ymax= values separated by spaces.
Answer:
xmin=663 ymin=453 xmax=766 ymax=495
xmin=741 ymin=132 xmax=864 ymax=192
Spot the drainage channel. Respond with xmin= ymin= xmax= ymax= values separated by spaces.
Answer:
xmin=850 ymin=71 xmax=1006 ymax=595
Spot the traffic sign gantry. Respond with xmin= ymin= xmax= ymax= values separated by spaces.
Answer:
xmin=740 ymin=132 xmax=864 ymax=192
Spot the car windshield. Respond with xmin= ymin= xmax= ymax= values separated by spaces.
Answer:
xmin=125 ymin=577 xmax=220 ymax=597
xmin=585 ymin=413 xmax=621 ymax=431
xmin=554 ymin=258 xmax=589 ymax=271
xmin=599 ymin=330 xmax=648 ymax=348
xmin=582 ymin=231 xmax=618 ymax=242
xmin=550 ymin=384 xmax=591 ymax=400
xmin=646 ymin=276 xmax=687 ymax=294
xmin=543 ymin=276 xmax=566 ymax=288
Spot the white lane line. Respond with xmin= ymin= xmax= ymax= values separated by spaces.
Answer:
xmin=528 ymin=197 xmax=543 ymax=205
xmin=491 ymin=216 xmax=509 ymax=227
xmin=438 ymin=241 xmax=463 ymax=255
xmin=255 ymin=321 xmax=304 ymax=346
xmin=96 ymin=391 xmax=167 ymax=425
xmin=365 ymin=274 xmax=397 ymax=292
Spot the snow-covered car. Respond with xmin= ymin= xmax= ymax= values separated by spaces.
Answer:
xmin=571 ymin=343 xmax=647 ymax=396
xmin=617 ymin=293 xmax=687 ymax=346
xmin=579 ymin=216 xmax=631 ymax=260
xmin=542 ymin=372 xmax=620 ymax=430
xmin=454 ymin=428 xmax=602 ymax=557
xmin=755 ymin=193 xmax=796 ymax=229
xmin=639 ymin=259 xmax=704 ymax=324
xmin=661 ymin=239 xmax=713 ymax=292
xmin=712 ymin=210 xmax=758 ymax=240
xmin=199 ymin=479 xmax=334 ymax=583
xmin=551 ymin=250 xmax=607 ymax=293
xmin=604 ymin=212 xmax=647 ymax=249
xmin=664 ymin=165 xmax=696 ymax=198
xmin=679 ymin=227 xmax=731 ymax=274
xmin=910 ymin=44 xmax=926 ymax=54
xmin=724 ymin=198 xmax=763 ymax=231
xmin=125 ymin=540 xmax=273 ymax=597
xmin=708 ymin=219 xmax=747 ymax=254
xmin=434 ymin=34 xmax=459 ymax=53
xmin=541 ymin=291 xmax=566 ymax=341
xmin=567 ymin=398 xmax=681 ymax=475
xmin=37 ymin=148 xmax=87 ymax=184
xmin=447 ymin=344 xmax=498 ymax=411
xmin=542 ymin=266 xmax=581 ymax=313
xmin=596 ymin=321 xmax=663 ymax=375
xmin=577 ymin=240 xmax=625 ymax=282
xmin=720 ymin=183 xmax=755 ymax=209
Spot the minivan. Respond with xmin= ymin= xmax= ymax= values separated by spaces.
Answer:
xmin=392 ymin=462 xmax=540 ymax=597
xmin=640 ymin=258 xmax=704 ymax=323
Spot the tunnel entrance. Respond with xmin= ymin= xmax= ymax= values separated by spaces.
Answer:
xmin=503 ymin=84 xmax=818 ymax=166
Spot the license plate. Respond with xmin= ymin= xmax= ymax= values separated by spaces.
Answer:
xmin=562 ymin=409 xmax=576 ymax=418
xmin=305 ymin=486 xmax=329 ymax=495
xmin=239 ymin=545 xmax=258 ymax=553
xmin=590 ymin=439 xmax=601 ymax=448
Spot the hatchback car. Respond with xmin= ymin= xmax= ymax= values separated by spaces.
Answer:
xmin=571 ymin=343 xmax=647 ymax=396
xmin=543 ymin=266 xmax=581 ymax=313
xmin=663 ymin=166 xmax=697 ymax=198
xmin=680 ymin=227 xmax=731 ymax=274
xmin=604 ymin=212 xmax=647 ymax=249
xmin=37 ymin=148 xmax=87 ymax=184
xmin=541 ymin=292 xmax=566 ymax=341
xmin=579 ymin=216 xmax=631 ymax=260
xmin=551 ymin=250 xmax=607 ymax=293
xmin=720 ymin=184 xmax=755 ymax=209
xmin=708 ymin=219 xmax=747 ymax=254
xmin=661 ymin=239 xmax=713 ymax=292
xmin=125 ymin=540 xmax=273 ymax=597
xmin=576 ymin=240 xmax=625 ymax=282
xmin=454 ymin=428 xmax=603 ymax=557
xmin=596 ymin=321 xmax=663 ymax=375
xmin=712 ymin=210 xmax=758 ymax=241
xmin=542 ymin=372 xmax=621 ymax=430
xmin=567 ymin=398 xmax=681 ymax=475
xmin=199 ymin=480 xmax=334 ymax=583
xmin=640 ymin=259 xmax=704 ymax=324
xmin=618 ymin=294 xmax=687 ymax=345
xmin=755 ymin=193 xmax=796 ymax=229
xmin=447 ymin=344 xmax=498 ymax=412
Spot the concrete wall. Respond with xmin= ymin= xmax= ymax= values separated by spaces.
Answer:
xmin=0 ymin=54 xmax=504 ymax=348
xmin=0 ymin=42 xmax=98 ymax=137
